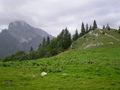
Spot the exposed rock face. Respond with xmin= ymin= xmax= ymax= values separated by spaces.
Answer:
xmin=0 ymin=21 xmax=53 ymax=58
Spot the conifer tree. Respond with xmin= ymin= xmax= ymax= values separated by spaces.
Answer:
xmin=46 ymin=36 xmax=50 ymax=45
xmin=28 ymin=50 xmax=38 ymax=59
xmin=81 ymin=22 xmax=85 ymax=36
xmin=38 ymin=43 xmax=41 ymax=49
xmin=57 ymin=29 xmax=64 ymax=48
xmin=89 ymin=25 xmax=92 ymax=31
xmin=30 ymin=46 xmax=33 ymax=52
xmin=29 ymin=47 xmax=38 ymax=59
xmin=106 ymin=24 xmax=110 ymax=30
xmin=37 ymin=37 xmax=47 ymax=58
xmin=46 ymin=38 xmax=60 ymax=56
xmin=37 ymin=47 xmax=46 ymax=58
xmin=63 ymin=28 xmax=71 ymax=49
xmin=57 ymin=28 xmax=71 ymax=50
xmin=85 ymin=24 xmax=89 ymax=33
xmin=103 ymin=25 xmax=105 ymax=29
xmin=42 ymin=37 xmax=46 ymax=46
xmin=93 ymin=20 xmax=97 ymax=30
xmin=118 ymin=26 xmax=120 ymax=33
xmin=72 ymin=29 xmax=79 ymax=41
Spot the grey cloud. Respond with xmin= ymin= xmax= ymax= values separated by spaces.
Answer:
xmin=0 ymin=0 xmax=120 ymax=36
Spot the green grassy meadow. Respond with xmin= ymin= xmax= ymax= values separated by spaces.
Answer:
xmin=0 ymin=45 xmax=120 ymax=90
xmin=0 ymin=30 xmax=120 ymax=90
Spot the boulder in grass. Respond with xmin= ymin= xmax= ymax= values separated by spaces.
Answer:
xmin=62 ymin=73 xmax=68 ymax=76
xmin=41 ymin=72 xmax=47 ymax=76
xmin=32 ymin=75 xmax=36 ymax=77
xmin=108 ymin=42 xmax=114 ymax=45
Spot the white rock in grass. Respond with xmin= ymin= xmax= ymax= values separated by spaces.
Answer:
xmin=32 ymin=75 xmax=36 ymax=77
xmin=41 ymin=72 xmax=47 ymax=76
xmin=62 ymin=73 xmax=68 ymax=76
xmin=108 ymin=42 xmax=114 ymax=45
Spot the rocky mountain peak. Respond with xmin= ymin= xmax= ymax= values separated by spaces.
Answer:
xmin=0 ymin=20 xmax=54 ymax=58
xmin=8 ymin=20 xmax=30 ymax=30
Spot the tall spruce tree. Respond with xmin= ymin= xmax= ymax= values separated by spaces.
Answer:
xmin=80 ymin=22 xmax=85 ymax=36
xmin=85 ymin=24 xmax=89 ymax=33
xmin=46 ymin=38 xmax=61 ymax=56
xmin=57 ymin=29 xmax=64 ymax=48
xmin=93 ymin=20 xmax=97 ymax=30
xmin=42 ymin=37 xmax=46 ymax=46
xmin=46 ymin=36 xmax=50 ymax=45
xmin=37 ymin=37 xmax=47 ymax=58
xmin=38 ymin=43 xmax=41 ymax=49
xmin=118 ymin=26 xmax=120 ymax=33
xmin=28 ymin=50 xmax=38 ymax=60
xmin=72 ymin=29 xmax=79 ymax=41
xmin=29 ymin=47 xmax=38 ymax=60
xmin=89 ymin=25 xmax=92 ymax=31
xmin=103 ymin=25 xmax=105 ymax=29
xmin=30 ymin=46 xmax=33 ymax=52
xmin=63 ymin=28 xmax=72 ymax=49
xmin=106 ymin=24 xmax=110 ymax=30
xmin=57 ymin=28 xmax=71 ymax=50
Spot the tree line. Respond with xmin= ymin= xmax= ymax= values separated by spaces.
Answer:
xmin=1 ymin=20 xmax=120 ymax=62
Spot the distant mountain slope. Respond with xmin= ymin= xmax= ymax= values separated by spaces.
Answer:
xmin=72 ymin=29 xmax=120 ymax=49
xmin=0 ymin=21 xmax=53 ymax=58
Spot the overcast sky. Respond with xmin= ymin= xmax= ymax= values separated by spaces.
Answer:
xmin=0 ymin=0 xmax=120 ymax=36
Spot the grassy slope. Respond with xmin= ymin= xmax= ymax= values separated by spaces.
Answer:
xmin=0 ymin=30 xmax=120 ymax=90
xmin=72 ymin=29 xmax=120 ymax=49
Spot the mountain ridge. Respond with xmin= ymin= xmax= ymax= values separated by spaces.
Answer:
xmin=0 ymin=21 xmax=53 ymax=58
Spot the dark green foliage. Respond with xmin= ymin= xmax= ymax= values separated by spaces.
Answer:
xmin=38 ymin=43 xmax=41 ymax=49
xmin=2 ymin=55 xmax=14 ymax=62
xmin=46 ymin=39 xmax=63 ymax=57
xmin=46 ymin=36 xmax=50 ymax=45
xmin=89 ymin=25 xmax=92 ymax=31
xmin=3 ymin=51 xmax=28 ymax=62
xmin=42 ymin=37 xmax=46 ymax=47
xmin=103 ymin=25 xmax=105 ymax=29
xmin=81 ymin=22 xmax=85 ymax=34
xmin=14 ymin=51 xmax=27 ymax=60
xmin=37 ymin=45 xmax=47 ymax=58
xmin=37 ymin=28 xmax=71 ymax=58
xmin=72 ymin=29 xmax=79 ymax=41
xmin=37 ymin=37 xmax=51 ymax=58
xmin=37 ymin=38 xmax=47 ymax=58
xmin=106 ymin=24 xmax=111 ymax=30
xmin=93 ymin=20 xmax=97 ymax=30
xmin=118 ymin=26 xmax=120 ymax=33
xmin=80 ymin=23 xmax=90 ymax=37
xmin=60 ymin=28 xmax=72 ymax=49
xmin=80 ymin=22 xmax=85 ymax=37
xmin=85 ymin=24 xmax=89 ymax=33
xmin=28 ymin=50 xmax=38 ymax=60
xmin=45 ymin=39 xmax=58 ymax=56
xmin=102 ymin=31 xmax=105 ymax=35
xmin=56 ymin=28 xmax=71 ymax=50
xmin=30 ymin=46 xmax=34 ymax=52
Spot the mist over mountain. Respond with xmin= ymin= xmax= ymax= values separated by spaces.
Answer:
xmin=0 ymin=21 xmax=53 ymax=58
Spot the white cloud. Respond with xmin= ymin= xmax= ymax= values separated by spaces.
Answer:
xmin=0 ymin=0 xmax=120 ymax=36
